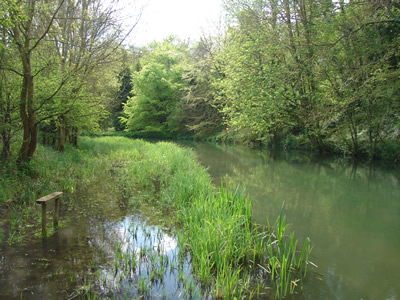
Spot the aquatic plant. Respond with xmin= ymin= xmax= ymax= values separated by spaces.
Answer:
xmin=77 ymin=137 xmax=312 ymax=298
xmin=1 ymin=136 xmax=311 ymax=298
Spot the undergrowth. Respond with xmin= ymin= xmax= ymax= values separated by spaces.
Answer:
xmin=78 ymin=137 xmax=312 ymax=298
xmin=0 ymin=137 xmax=312 ymax=298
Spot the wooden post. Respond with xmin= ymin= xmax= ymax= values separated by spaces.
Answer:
xmin=36 ymin=192 xmax=63 ymax=238
xmin=54 ymin=197 xmax=60 ymax=228
xmin=41 ymin=202 xmax=47 ymax=238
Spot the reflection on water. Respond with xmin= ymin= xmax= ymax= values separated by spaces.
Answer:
xmin=1 ymin=142 xmax=398 ymax=299
xmin=99 ymin=215 xmax=200 ymax=299
xmin=0 ymin=172 xmax=201 ymax=299
xmin=182 ymin=141 xmax=400 ymax=300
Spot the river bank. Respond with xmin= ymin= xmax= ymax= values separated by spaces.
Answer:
xmin=83 ymin=131 xmax=400 ymax=164
xmin=182 ymin=141 xmax=400 ymax=299
xmin=0 ymin=137 xmax=310 ymax=298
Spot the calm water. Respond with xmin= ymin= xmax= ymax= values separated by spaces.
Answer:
xmin=182 ymin=142 xmax=400 ymax=300
xmin=0 ymin=171 xmax=200 ymax=299
xmin=1 ymin=141 xmax=399 ymax=299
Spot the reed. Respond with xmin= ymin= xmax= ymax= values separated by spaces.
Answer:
xmin=77 ymin=137 xmax=311 ymax=298
xmin=1 ymin=137 xmax=311 ymax=298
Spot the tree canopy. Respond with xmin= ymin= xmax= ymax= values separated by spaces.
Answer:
xmin=0 ymin=0 xmax=135 ymax=163
xmin=122 ymin=39 xmax=187 ymax=138
xmin=211 ymin=0 xmax=400 ymax=158
xmin=1 ymin=0 xmax=399 ymax=162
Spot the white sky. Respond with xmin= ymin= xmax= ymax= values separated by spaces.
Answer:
xmin=121 ymin=0 xmax=224 ymax=46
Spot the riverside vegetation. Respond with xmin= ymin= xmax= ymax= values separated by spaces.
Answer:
xmin=1 ymin=0 xmax=396 ymax=297
xmin=0 ymin=136 xmax=311 ymax=298
xmin=1 ymin=0 xmax=399 ymax=168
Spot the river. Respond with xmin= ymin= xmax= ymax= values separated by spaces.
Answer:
xmin=1 ymin=140 xmax=399 ymax=299
xmin=181 ymin=141 xmax=400 ymax=300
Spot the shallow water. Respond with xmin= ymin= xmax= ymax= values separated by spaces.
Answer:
xmin=2 ymin=141 xmax=399 ymax=299
xmin=182 ymin=141 xmax=400 ymax=300
xmin=0 ymin=174 xmax=127 ymax=299
xmin=0 ymin=172 xmax=200 ymax=299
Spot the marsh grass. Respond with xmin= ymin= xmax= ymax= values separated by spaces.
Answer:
xmin=76 ymin=137 xmax=312 ymax=298
xmin=1 ymin=137 xmax=311 ymax=298
xmin=0 ymin=143 xmax=106 ymax=243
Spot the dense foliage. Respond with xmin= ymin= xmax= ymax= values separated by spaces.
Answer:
xmin=116 ymin=0 xmax=399 ymax=160
xmin=215 ymin=0 xmax=400 ymax=159
xmin=1 ymin=0 xmax=399 ymax=164
xmin=120 ymin=38 xmax=222 ymax=138
xmin=121 ymin=40 xmax=187 ymax=137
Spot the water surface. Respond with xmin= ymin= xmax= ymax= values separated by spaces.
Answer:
xmin=182 ymin=142 xmax=400 ymax=300
xmin=0 ymin=172 xmax=199 ymax=299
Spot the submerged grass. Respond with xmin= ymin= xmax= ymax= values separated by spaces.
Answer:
xmin=77 ymin=137 xmax=311 ymax=298
xmin=0 ymin=136 xmax=311 ymax=298
xmin=0 ymin=143 xmax=102 ymax=241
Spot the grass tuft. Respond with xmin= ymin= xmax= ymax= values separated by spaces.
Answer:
xmin=78 ymin=137 xmax=311 ymax=298
xmin=1 ymin=136 xmax=311 ymax=297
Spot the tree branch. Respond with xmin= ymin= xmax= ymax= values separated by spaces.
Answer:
xmin=34 ymin=78 xmax=69 ymax=113
xmin=29 ymin=0 xmax=66 ymax=53
xmin=331 ymin=20 xmax=400 ymax=49
xmin=0 ymin=66 xmax=24 ymax=77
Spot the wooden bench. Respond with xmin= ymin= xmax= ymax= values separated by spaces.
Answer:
xmin=36 ymin=192 xmax=63 ymax=238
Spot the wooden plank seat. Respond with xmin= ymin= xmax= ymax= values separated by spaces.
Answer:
xmin=36 ymin=192 xmax=63 ymax=238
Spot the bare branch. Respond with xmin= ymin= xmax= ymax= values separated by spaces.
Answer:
xmin=29 ymin=0 xmax=66 ymax=53
xmin=0 ymin=66 xmax=24 ymax=77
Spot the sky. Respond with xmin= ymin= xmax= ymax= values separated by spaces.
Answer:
xmin=121 ymin=0 xmax=224 ymax=46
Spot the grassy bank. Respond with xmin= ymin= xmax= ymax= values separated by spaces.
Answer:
xmin=79 ymin=137 xmax=311 ymax=298
xmin=0 ymin=142 xmax=103 ymax=243
xmin=86 ymin=129 xmax=400 ymax=163
xmin=0 ymin=137 xmax=311 ymax=298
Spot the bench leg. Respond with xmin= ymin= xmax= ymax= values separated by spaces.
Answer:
xmin=53 ymin=198 xmax=60 ymax=228
xmin=41 ymin=202 xmax=47 ymax=238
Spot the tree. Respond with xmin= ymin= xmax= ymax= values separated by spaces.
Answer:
xmin=214 ymin=0 xmax=399 ymax=158
xmin=122 ymin=38 xmax=187 ymax=138
xmin=215 ymin=0 xmax=296 ymax=144
xmin=112 ymin=67 xmax=133 ymax=131
xmin=180 ymin=40 xmax=223 ymax=137
xmin=0 ymin=0 xmax=27 ymax=160
xmin=3 ymin=0 xmax=138 ymax=161
xmin=41 ymin=0 xmax=132 ymax=151
xmin=5 ymin=0 xmax=65 ymax=164
xmin=316 ymin=1 xmax=400 ymax=157
xmin=0 ymin=35 xmax=18 ymax=160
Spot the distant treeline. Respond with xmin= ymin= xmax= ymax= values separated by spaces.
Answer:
xmin=1 ymin=0 xmax=399 ymax=162
xmin=111 ymin=1 xmax=400 ymax=161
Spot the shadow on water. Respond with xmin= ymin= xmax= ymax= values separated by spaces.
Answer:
xmin=0 ymin=172 xmax=202 ymax=299
xmin=178 ymin=141 xmax=400 ymax=300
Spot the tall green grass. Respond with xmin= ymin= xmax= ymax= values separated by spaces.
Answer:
xmin=0 ymin=142 xmax=108 ymax=241
xmin=0 ymin=143 xmax=99 ymax=206
xmin=77 ymin=137 xmax=311 ymax=298
xmin=1 ymin=137 xmax=311 ymax=297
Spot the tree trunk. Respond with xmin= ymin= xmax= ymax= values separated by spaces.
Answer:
xmin=1 ymin=97 xmax=12 ymax=160
xmin=70 ymin=127 xmax=79 ymax=147
xmin=1 ymin=130 xmax=11 ymax=160
xmin=18 ymin=57 xmax=37 ymax=164
xmin=0 ymin=32 xmax=11 ymax=160
xmin=57 ymin=116 xmax=66 ymax=152
xmin=18 ymin=75 xmax=31 ymax=164
xmin=13 ymin=0 xmax=62 ymax=164
xmin=14 ymin=0 xmax=38 ymax=165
